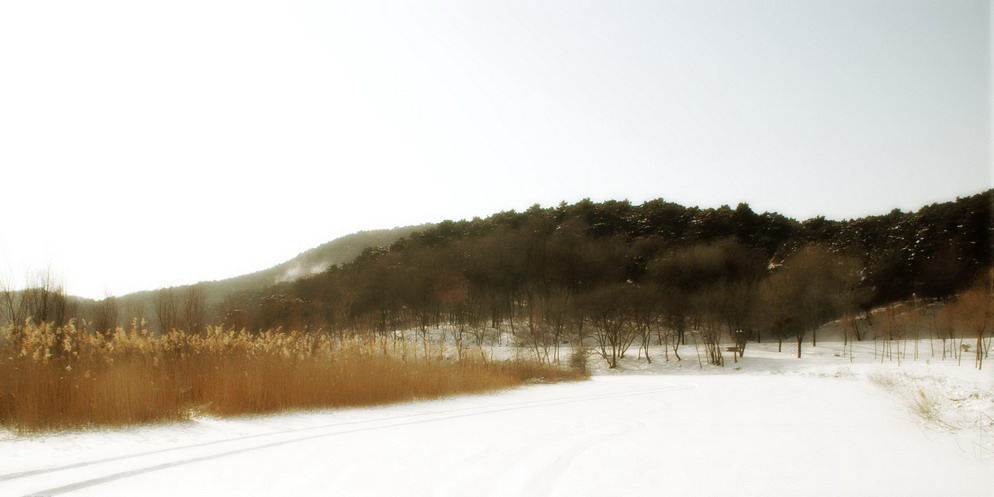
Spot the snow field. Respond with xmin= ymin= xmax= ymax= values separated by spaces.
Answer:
xmin=2 ymin=351 xmax=992 ymax=497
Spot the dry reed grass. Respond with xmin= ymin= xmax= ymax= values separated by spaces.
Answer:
xmin=868 ymin=371 xmax=958 ymax=430
xmin=0 ymin=322 xmax=586 ymax=432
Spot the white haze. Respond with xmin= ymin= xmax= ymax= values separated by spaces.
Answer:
xmin=0 ymin=0 xmax=989 ymax=299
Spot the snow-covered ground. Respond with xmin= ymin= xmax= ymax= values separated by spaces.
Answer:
xmin=2 ymin=339 xmax=992 ymax=497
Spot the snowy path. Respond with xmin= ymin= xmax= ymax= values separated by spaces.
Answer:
xmin=2 ymin=375 xmax=991 ymax=497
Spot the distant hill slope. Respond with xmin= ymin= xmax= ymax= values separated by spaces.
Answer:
xmin=117 ymin=224 xmax=432 ymax=309
xmin=212 ymin=224 xmax=433 ymax=297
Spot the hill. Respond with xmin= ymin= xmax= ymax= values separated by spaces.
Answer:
xmin=104 ymin=225 xmax=433 ymax=327
xmin=221 ymin=189 xmax=990 ymax=339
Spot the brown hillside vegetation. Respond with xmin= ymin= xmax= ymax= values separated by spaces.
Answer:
xmin=0 ymin=322 xmax=585 ymax=432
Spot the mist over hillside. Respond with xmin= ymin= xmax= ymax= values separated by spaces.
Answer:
xmin=106 ymin=225 xmax=432 ymax=317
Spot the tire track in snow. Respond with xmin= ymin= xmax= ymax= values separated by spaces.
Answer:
xmin=1 ymin=382 xmax=680 ymax=483
xmin=486 ymin=420 xmax=638 ymax=497
xmin=17 ymin=382 xmax=695 ymax=497
xmin=488 ymin=400 xmax=668 ymax=497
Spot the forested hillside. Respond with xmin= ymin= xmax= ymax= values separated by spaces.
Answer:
xmin=215 ymin=191 xmax=990 ymax=358
xmin=3 ymin=191 xmax=989 ymax=360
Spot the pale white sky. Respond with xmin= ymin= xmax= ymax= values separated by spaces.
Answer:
xmin=0 ymin=0 xmax=990 ymax=299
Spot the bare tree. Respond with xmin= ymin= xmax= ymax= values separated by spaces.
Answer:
xmin=718 ymin=280 xmax=756 ymax=360
xmin=183 ymin=283 xmax=208 ymax=334
xmin=125 ymin=299 xmax=148 ymax=331
xmin=878 ymin=303 xmax=906 ymax=364
xmin=630 ymin=284 xmax=661 ymax=363
xmin=154 ymin=288 xmax=180 ymax=333
xmin=577 ymin=284 xmax=640 ymax=368
xmin=91 ymin=296 xmax=119 ymax=334
xmin=21 ymin=270 xmax=70 ymax=326
xmin=659 ymin=286 xmax=690 ymax=360
xmin=0 ymin=273 xmax=26 ymax=328
xmin=932 ymin=300 xmax=958 ymax=360
xmin=693 ymin=287 xmax=725 ymax=366
xmin=949 ymin=282 xmax=993 ymax=370
xmin=650 ymin=239 xmax=765 ymax=365
xmin=758 ymin=270 xmax=796 ymax=354
xmin=834 ymin=254 xmax=866 ymax=351
xmin=759 ymin=245 xmax=845 ymax=358
xmin=218 ymin=293 xmax=248 ymax=331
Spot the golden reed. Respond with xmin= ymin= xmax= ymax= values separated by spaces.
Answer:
xmin=0 ymin=322 xmax=586 ymax=432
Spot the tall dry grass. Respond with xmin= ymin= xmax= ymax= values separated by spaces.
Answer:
xmin=0 ymin=322 xmax=585 ymax=432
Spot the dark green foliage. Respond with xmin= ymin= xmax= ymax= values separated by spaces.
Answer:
xmin=200 ymin=190 xmax=991 ymax=333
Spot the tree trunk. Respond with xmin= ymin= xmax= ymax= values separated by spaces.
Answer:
xmin=977 ymin=335 xmax=984 ymax=370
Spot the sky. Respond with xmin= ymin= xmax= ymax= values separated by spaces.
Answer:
xmin=0 ymin=0 xmax=990 ymax=299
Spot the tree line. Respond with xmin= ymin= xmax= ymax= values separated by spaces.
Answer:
xmin=2 ymin=190 xmax=990 ymax=368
